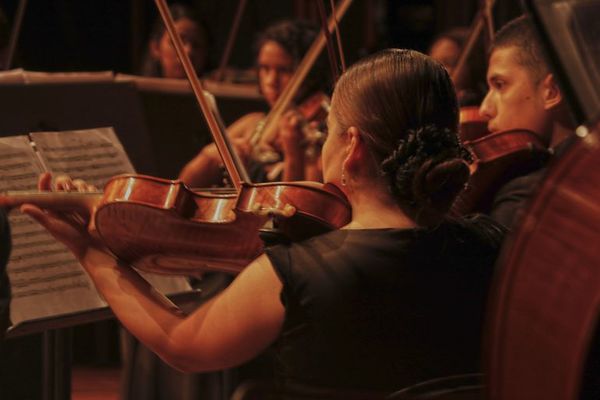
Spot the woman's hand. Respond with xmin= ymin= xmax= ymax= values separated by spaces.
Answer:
xmin=20 ymin=173 xmax=105 ymax=260
xmin=44 ymin=172 xmax=98 ymax=192
xmin=278 ymin=110 xmax=304 ymax=161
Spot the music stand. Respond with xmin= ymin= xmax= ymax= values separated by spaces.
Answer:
xmin=0 ymin=80 xmax=158 ymax=175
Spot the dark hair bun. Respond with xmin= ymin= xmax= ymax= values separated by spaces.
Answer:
xmin=380 ymin=124 xmax=472 ymax=225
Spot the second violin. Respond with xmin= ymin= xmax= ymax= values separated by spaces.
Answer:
xmin=453 ymin=129 xmax=550 ymax=215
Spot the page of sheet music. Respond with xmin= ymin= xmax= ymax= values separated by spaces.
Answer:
xmin=1 ymin=129 xmax=191 ymax=330
xmin=0 ymin=135 xmax=104 ymax=327
xmin=30 ymin=127 xmax=135 ymax=188
xmin=30 ymin=128 xmax=192 ymax=305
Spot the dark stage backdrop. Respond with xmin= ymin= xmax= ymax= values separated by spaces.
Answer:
xmin=1 ymin=0 xmax=523 ymax=75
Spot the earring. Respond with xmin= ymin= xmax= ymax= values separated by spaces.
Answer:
xmin=341 ymin=168 xmax=347 ymax=186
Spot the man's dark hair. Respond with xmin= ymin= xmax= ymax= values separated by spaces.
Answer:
xmin=491 ymin=15 xmax=549 ymax=82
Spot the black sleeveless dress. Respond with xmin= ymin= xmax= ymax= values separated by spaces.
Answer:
xmin=265 ymin=215 xmax=505 ymax=393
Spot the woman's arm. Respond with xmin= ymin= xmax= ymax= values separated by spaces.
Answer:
xmin=22 ymin=199 xmax=284 ymax=373
xmin=178 ymin=112 xmax=265 ymax=187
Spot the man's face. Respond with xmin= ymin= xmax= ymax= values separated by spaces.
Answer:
xmin=479 ymin=46 xmax=549 ymax=136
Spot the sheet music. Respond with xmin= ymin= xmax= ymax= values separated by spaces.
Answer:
xmin=0 ymin=135 xmax=104 ymax=326
xmin=30 ymin=128 xmax=190 ymax=293
xmin=0 ymin=129 xmax=191 ymax=330
xmin=30 ymin=127 xmax=135 ymax=188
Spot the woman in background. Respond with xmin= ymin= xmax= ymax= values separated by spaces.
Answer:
xmin=429 ymin=27 xmax=487 ymax=106
xmin=178 ymin=19 xmax=330 ymax=187
xmin=140 ymin=3 xmax=211 ymax=79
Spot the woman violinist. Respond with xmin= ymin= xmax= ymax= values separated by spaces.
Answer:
xmin=140 ymin=3 xmax=211 ymax=79
xmin=428 ymin=27 xmax=487 ymax=107
xmin=23 ymin=49 xmax=504 ymax=394
xmin=178 ymin=19 xmax=330 ymax=187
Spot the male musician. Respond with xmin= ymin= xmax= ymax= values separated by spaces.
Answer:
xmin=478 ymin=15 xmax=575 ymax=228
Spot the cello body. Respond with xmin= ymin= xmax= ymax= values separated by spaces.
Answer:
xmin=486 ymin=122 xmax=599 ymax=399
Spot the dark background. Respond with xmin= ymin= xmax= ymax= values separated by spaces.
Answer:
xmin=1 ymin=0 xmax=524 ymax=75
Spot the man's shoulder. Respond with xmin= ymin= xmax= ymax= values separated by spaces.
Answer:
xmin=498 ymin=168 xmax=547 ymax=194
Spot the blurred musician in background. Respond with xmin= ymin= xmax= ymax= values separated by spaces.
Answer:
xmin=178 ymin=19 xmax=330 ymax=187
xmin=140 ymin=3 xmax=212 ymax=79
xmin=0 ymin=209 xmax=10 ymax=345
xmin=0 ymin=8 xmax=39 ymax=400
xmin=0 ymin=5 xmax=10 ymax=346
xmin=478 ymin=15 xmax=575 ymax=229
xmin=429 ymin=27 xmax=487 ymax=107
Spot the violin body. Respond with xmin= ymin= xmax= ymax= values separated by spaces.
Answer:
xmin=94 ymin=175 xmax=264 ymax=275
xmin=296 ymin=91 xmax=329 ymax=120
xmin=453 ymin=129 xmax=550 ymax=215
xmin=93 ymin=175 xmax=350 ymax=275
xmin=0 ymin=174 xmax=351 ymax=276
xmin=236 ymin=180 xmax=350 ymax=241
xmin=252 ymin=91 xmax=331 ymax=164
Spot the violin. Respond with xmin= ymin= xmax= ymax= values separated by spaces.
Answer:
xmin=258 ymin=91 xmax=331 ymax=165
xmin=452 ymin=128 xmax=550 ymax=215
xmin=299 ymin=92 xmax=330 ymax=162
xmin=0 ymin=174 xmax=349 ymax=275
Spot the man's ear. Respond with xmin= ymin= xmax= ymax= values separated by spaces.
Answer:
xmin=542 ymin=74 xmax=562 ymax=110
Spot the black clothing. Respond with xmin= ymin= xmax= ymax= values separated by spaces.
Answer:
xmin=266 ymin=215 xmax=505 ymax=393
xmin=489 ymin=168 xmax=546 ymax=229
xmin=0 ymin=210 xmax=45 ymax=400
xmin=490 ymin=137 xmax=574 ymax=229
xmin=0 ymin=209 xmax=11 ymax=341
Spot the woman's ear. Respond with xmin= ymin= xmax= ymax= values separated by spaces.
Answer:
xmin=342 ymin=127 xmax=367 ymax=176
xmin=542 ymin=74 xmax=562 ymax=110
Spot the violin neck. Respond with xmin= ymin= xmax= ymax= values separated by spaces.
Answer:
xmin=0 ymin=191 xmax=102 ymax=214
